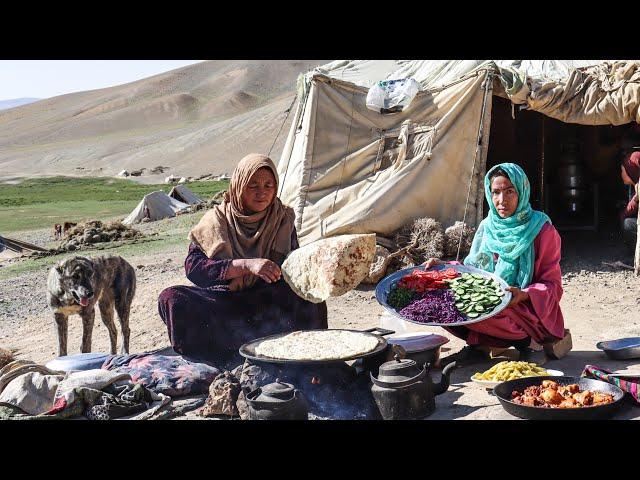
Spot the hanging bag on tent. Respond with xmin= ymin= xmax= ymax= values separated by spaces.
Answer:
xmin=366 ymin=78 xmax=420 ymax=113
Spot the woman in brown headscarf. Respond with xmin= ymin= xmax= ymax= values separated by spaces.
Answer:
xmin=158 ymin=154 xmax=328 ymax=363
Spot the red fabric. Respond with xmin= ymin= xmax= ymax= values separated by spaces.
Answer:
xmin=622 ymin=152 xmax=640 ymax=184
xmin=622 ymin=193 xmax=639 ymax=220
xmin=446 ymin=223 xmax=565 ymax=348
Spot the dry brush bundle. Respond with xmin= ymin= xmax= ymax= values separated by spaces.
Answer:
xmin=394 ymin=217 xmax=445 ymax=265
xmin=444 ymin=221 xmax=476 ymax=259
xmin=0 ymin=347 xmax=15 ymax=369
xmin=60 ymin=219 xmax=143 ymax=251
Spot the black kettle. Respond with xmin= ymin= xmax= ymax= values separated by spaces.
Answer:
xmin=370 ymin=355 xmax=456 ymax=420
xmin=245 ymin=379 xmax=309 ymax=420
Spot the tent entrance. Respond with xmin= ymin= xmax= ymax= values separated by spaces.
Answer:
xmin=486 ymin=96 xmax=634 ymax=235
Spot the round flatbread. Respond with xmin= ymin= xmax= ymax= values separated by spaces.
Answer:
xmin=254 ymin=330 xmax=380 ymax=361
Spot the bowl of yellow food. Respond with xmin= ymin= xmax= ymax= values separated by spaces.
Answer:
xmin=471 ymin=361 xmax=563 ymax=389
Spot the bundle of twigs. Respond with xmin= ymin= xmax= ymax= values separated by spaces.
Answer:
xmin=394 ymin=217 xmax=445 ymax=265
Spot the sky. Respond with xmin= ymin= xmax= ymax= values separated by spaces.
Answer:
xmin=0 ymin=60 xmax=204 ymax=101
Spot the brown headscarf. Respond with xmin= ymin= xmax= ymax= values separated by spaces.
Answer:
xmin=188 ymin=153 xmax=296 ymax=290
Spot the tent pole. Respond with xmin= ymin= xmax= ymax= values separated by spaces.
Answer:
xmin=540 ymin=116 xmax=545 ymax=210
xmin=456 ymin=70 xmax=493 ymax=261
xmin=635 ymin=180 xmax=640 ymax=275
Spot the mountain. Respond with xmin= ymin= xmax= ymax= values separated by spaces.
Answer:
xmin=0 ymin=61 xmax=328 ymax=180
xmin=0 ymin=98 xmax=40 ymax=110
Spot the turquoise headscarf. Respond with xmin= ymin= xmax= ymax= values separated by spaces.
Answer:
xmin=464 ymin=163 xmax=550 ymax=288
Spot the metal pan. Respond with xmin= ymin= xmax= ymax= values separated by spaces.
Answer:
xmin=596 ymin=337 xmax=640 ymax=360
xmin=239 ymin=327 xmax=394 ymax=366
xmin=375 ymin=264 xmax=512 ymax=328
xmin=493 ymin=376 xmax=625 ymax=420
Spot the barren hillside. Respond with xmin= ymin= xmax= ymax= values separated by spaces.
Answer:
xmin=0 ymin=60 xmax=327 ymax=179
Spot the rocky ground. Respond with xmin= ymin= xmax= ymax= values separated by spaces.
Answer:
xmin=1 ymin=220 xmax=639 ymax=420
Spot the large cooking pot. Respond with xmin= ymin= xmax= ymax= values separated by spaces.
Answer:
xmin=493 ymin=376 xmax=625 ymax=420
xmin=358 ymin=332 xmax=449 ymax=373
xmin=385 ymin=333 xmax=450 ymax=366
xmin=370 ymin=355 xmax=456 ymax=420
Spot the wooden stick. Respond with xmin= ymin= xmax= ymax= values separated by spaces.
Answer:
xmin=602 ymin=261 xmax=634 ymax=271
xmin=635 ymin=181 xmax=640 ymax=276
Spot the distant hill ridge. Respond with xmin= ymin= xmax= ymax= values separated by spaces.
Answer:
xmin=0 ymin=60 xmax=327 ymax=179
xmin=0 ymin=98 xmax=40 ymax=110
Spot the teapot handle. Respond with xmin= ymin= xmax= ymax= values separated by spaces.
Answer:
xmin=370 ymin=365 xmax=427 ymax=388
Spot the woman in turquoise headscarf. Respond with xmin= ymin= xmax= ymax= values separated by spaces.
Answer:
xmin=424 ymin=163 xmax=565 ymax=365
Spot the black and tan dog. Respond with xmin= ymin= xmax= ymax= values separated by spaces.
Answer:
xmin=47 ymin=255 xmax=136 ymax=356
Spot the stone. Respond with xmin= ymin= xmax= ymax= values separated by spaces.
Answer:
xmin=198 ymin=371 xmax=241 ymax=418
xmin=281 ymin=234 xmax=377 ymax=303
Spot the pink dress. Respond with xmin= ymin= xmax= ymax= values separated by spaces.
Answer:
xmin=446 ymin=222 xmax=565 ymax=348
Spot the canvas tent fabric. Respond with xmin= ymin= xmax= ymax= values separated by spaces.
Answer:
xmin=278 ymin=60 xmax=640 ymax=246
xmin=308 ymin=60 xmax=604 ymax=90
xmin=502 ymin=61 xmax=640 ymax=125
xmin=123 ymin=191 xmax=190 ymax=225
xmin=169 ymin=185 xmax=203 ymax=205
xmin=278 ymin=71 xmax=492 ymax=244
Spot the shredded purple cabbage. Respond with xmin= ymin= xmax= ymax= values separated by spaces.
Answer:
xmin=399 ymin=290 xmax=466 ymax=324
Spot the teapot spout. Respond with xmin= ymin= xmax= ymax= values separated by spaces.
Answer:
xmin=434 ymin=361 xmax=456 ymax=396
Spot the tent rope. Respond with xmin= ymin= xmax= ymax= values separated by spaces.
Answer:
xmin=268 ymin=94 xmax=298 ymax=158
xmin=331 ymin=91 xmax=356 ymax=216
xmin=456 ymin=71 xmax=493 ymax=261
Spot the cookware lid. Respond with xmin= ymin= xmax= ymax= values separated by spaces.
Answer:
xmin=387 ymin=333 xmax=449 ymax=353
xmin=258 ymin=380 xmax=296 ymax=401
xmin=377 ymin=356 xmax=422 ymax=382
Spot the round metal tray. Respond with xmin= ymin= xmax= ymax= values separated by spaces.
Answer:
xmin=239 ymin=328 xmax=389 ymax=365
xmin=375 ymin=264 xmax=512 ymax=327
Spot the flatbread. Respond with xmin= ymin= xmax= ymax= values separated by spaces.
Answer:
xmin=253 ymin=330 xmax=380 ymax=361
xmin=281 ymin=234 xmax=377 ymax=303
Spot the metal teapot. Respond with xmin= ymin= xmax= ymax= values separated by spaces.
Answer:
xmin=245 ymin=379 xmax=309 ymax=420
xmin=370 ymin=355 xmax=456 ymax=420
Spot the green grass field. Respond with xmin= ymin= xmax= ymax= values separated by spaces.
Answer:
xmin=0 ymin=209 xmax=209 ymax=281
xmin=0 ymin=176 xmax=228 ymax=234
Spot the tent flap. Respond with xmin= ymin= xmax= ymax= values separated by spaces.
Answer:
xmin=506 ymin=61 xmax=640 ymax=125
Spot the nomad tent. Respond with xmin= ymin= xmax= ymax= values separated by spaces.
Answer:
xmin=169 ymin=185 xmax=203 ymax=205
xmin=123 ymin=191 xmax=190 ymax=225
xmin=277 ymin=60 xmax=640 ymax=251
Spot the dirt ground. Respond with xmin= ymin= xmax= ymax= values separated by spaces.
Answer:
xmin=1 ymin=222 xmax=640 ymax=420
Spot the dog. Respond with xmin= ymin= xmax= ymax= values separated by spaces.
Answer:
xmin=47 ymin=255 xmax=136 ymax=357
xmin=53 ymin=224 xmax=62 ymax=240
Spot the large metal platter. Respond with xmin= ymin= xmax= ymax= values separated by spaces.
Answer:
xmin=375 ymin=264 xmax=512 ymax=327
xmin=239 ymin=328 xmax=389 ymax=365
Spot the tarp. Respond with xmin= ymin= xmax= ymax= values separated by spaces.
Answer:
xmin=309 ymin=60 xmax=604 ymax=90
xmin=278 ymin=71 xmax=492 ymax=244
xmin=309 ymin=60 xmax=640 ymax=125
xmin=122 ymin=191 xmax=190 ymax=225
xmin=280 ymin=60 xmax=640 ymax=246
xmin=502 ymin=61 xmax=640 ymax=125
xmin=169 ymin=185 xmax=203 ymax=205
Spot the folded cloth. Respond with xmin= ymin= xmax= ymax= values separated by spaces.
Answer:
xmin=0 ymin=362 xmax=170 ymax=420
xmin=102 ymin=352 xmax=220 ymax=397
xmin=581 ymin=365 xmax=640 ymax=405
xmin=0 ymin=361 xmax=64 ymax=415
